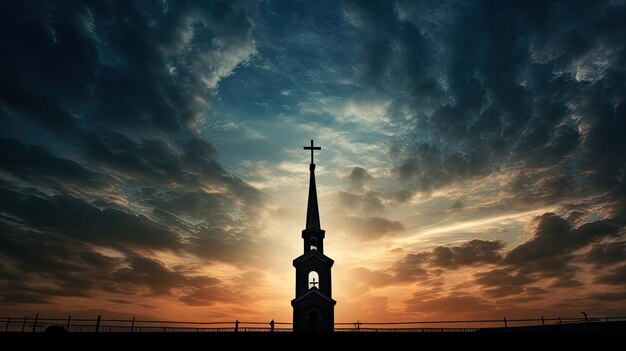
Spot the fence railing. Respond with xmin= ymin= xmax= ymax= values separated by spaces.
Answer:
xmin=1 ymin=314 xmax=624 ymax=333
xmin=334 ymin=315 xmax=626 ymax=332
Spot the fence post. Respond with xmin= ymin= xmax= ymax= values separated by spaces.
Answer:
xmin=32 ymin=313 xmax=38 ymax=333
xmin=270 ymin=319 xmax=275 ymax=333
xmin=131 ymin=317 xmax=135 ymax=333
xmin=66 ymin=315 xmax=71 ymax=332
xmin=541 ymin=316 xmax=545 ymax=330
xmin=21 ymin=316 xmax=27 ymax=332
xmin=235 ymin=320 xmax=239 ymax=333
xmin=5 ymin=318 xmax=10 ymax=332
xmin=503 ymin=317 xmax=508 ymax=331
xmin=95 ymin=315 xmax=101 ymax=333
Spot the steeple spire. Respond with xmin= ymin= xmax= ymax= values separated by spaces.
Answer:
xmin=291 ymin=140 xmax=337 ymax=332
xmin=306 ymin=163 xmax=321 ymax=229
xmin=304 ymin=140 xmax=321 ymax=230
xmin=293 ymin=139 xmax=335 ymax=332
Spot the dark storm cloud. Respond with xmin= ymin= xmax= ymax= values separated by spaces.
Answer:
xmin=0 ymin=187 xmax=181 ymax=250
xmin=0 ymin=0 xmax=264 ymax=305
xmin=82 ymin=131 xmax=264 ymax=202
xmin=332 ymin=166 xmax=402 ymax=240
xmin=344 ymin=0 xmax=626 ymax=212
xmin=344 ymin=166 xmax=374 ymax=192
xmin=340 ymin=0 xmax=626 ymax=309
xmin=584 ymin=241 xmax=626 ymax=267
xmin=0 ymin=222 xmax=104 ymax=280
xmin=0 ymin=219 xmax=242 ymax=305
xmin=377 ymin=212 xmax=622 ymax=300
xmin=1 ymin=0 xmax=625 ymax=315
xmin=0 ymin=0 xmax=257 ymax=134
xmin=81 ymin=133 xmax=195 ymax=185
xmin=428 ymin=240 xmax=504 ymax=269
xmin=188 ymin=226 xmax=260 ymax=264
xmin=505 ymin=213 xmax=619 ymax=267
xmin=1 ymin=132 xmax=265 ymax=269
xmin=0 ymin=138 xmax=265 ymax=264
xmin=351 ymin=239 xmax=505 ymax=287
xmin=391 ymin=253 xmax=430 ymax=283
xmin=474 ymin=269 xmax=536 ymax=298
xmin=109 ymin=255 xmax=225 ymax=299
xmin=507 ymin=171 xmax=579 ymax=207
xmin=2 ymin=132 xmax=264 ymax=258
xmin=0 ymin=0 xmax=261 ymax=206
xmin=513 ymin=123 xmax=580 ymax=168
xmin=0 ymin=138 xmax=109 ymax=192
xmin=392 ymin=143 xmax=479 ymax=196
xmin=337 ymin=216 xmax=404 ymax=241
xmin=0 ymin=220 xmax=119 ymax=303
xmin=593 ymin=265 xmax=626 ymax=286
xmin=0 ymin=2 xmax=95 ymax=133
xmin=587 ymin=291 xmax=626 ymax=302
xmin=399 ymin=239 xmax=504 ymax=271
xmin=81 ymin=131 xmax=265 ymax=217
xmin=142 ymin=188 xmax=231 ymax=223
xmin=472 ymin=213 xmax=621 ymax=295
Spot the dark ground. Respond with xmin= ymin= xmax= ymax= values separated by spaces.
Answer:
xmin=2 ymin=330 xmax=625 ymax=349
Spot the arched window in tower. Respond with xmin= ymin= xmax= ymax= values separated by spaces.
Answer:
xmin=310 ymin=237 xmax=317 ymax=251
xmin=308 ymin=271 xmax=319 ymax=289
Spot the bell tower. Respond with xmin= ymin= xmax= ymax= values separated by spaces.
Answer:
xmin=292 ymin=140 xmax=336 ymax=332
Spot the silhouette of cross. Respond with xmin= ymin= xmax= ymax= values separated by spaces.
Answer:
xmin=303 ymin=139 xmax=321 ymax=164
xmin=310 ymin=277 xmax=318 ymax=288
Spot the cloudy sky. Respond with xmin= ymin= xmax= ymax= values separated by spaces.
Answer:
xmin=1 ymin=0 xmax=625 ymax=323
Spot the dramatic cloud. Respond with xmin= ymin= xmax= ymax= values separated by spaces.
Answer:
xmin=0 ymin=220 xmax=248 ymax=306
xmin=337 ymin=216 xmax=404 ymax=241
xmin=474 ymin=269 xmax=536 ymax=298
xmin=344 ymin=166 xmax=374 ymax=192
xmin=584 ymin=241 xmax=626 ymax=267
xmin=346 ymin=239 xmax=504 ymax=291
xmin=331 ymin=0 xmax=626 ymax=315
xmin=0 ymin=138 xmax=110 ymax=193
xmin=1 ymin=0 xmax=625 ymax=322
xmin=0 ymin=0 xmax=264 ymax=315
xmin=342 ymin=0 xmax=626 ymax=212
xmin=0 ymin=188 xmax=182 ymax=251
xmin=505 ymin=213 xmax=619 ymax=267
xmin=593 ymin=265 xmax=626 ymax=286
xmin=429 ymin=240 xmax=504 ymax=268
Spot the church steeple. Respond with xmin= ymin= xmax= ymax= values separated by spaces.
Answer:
xmin=305 ymin=161 xmax=321 ymax=230
xmin=292 ymin=139 xmax=336 ymax=332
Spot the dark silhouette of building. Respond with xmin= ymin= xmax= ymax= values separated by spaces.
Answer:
xmin=292 ymin=140 xmax=336 ymax=332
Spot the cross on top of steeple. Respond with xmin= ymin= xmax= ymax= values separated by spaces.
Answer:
xmin=303 ymin=139 xmax=321 ymax=229
xmin=303 ymin=139 xmax=321 ymax=165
